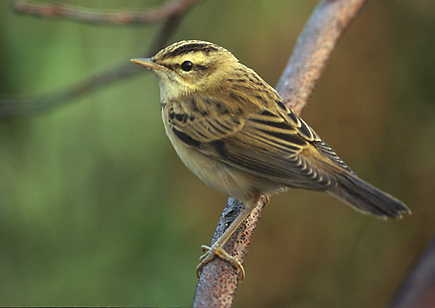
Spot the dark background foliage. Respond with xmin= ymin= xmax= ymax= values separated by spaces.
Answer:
xmin=0 ymin=0 xmax=434 ymax=307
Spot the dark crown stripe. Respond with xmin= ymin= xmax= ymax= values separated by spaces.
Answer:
xmin=160 ymin=42 xmax=219 ymax=60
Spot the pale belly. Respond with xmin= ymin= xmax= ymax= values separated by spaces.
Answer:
xmin=164 ymin=121 xmax=285 ymax=204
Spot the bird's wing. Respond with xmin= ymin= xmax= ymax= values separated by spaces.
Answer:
xmin=167 ymin=95 xmax=352 ymax=190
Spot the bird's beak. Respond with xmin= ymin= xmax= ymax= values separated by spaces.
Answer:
xmin=130 ymin=58 xmax=163 ymax=70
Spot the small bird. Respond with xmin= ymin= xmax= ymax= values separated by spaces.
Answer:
xmin=131 ymin=40 xmax=410 ymax=281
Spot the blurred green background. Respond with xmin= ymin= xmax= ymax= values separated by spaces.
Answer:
xmin=1 ymin=0 xmax=434 ymax=307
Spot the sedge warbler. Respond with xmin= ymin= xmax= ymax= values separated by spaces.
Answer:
xmin=131 ymin=40 xmax=410 ymax=281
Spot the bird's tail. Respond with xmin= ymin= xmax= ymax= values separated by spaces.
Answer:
xmin=327 ymin=174 xmax=411 ymax=219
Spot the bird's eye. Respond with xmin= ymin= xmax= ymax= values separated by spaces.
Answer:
xmin=181 ymin=61 xmax=193 ymax=72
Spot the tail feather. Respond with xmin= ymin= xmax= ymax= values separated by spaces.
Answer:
xmin=327 ymin=174 xmax=411 ymax=219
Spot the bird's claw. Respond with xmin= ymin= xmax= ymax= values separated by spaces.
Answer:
xmin=196 ymin=244 xmax=245 ymax=282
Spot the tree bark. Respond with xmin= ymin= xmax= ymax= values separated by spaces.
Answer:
xmin=193 ymin=0 xmax=368 ymax=307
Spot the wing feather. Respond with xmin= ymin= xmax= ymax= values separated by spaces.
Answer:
xmin=166 ymin=95 xmax=351 ymax=190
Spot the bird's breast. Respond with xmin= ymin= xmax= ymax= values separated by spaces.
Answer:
xmin=161 ymin=109 xmax=284 ymax=203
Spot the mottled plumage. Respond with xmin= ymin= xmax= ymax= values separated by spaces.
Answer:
xmin=131 ymin=40 xmax=410 ymax=281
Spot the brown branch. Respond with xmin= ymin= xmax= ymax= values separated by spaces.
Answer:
xmin=391 ymin=236 xmax=435 ymax=308
xmin=13 ymin=0 xmax=201 ymax=26
xmin=0 ymin=2 xmax=197 ymax=118
xmin=276 ymin=0 xmax=366 ymax=115
xmin=193 ymin=0 xmax=367 ymax=307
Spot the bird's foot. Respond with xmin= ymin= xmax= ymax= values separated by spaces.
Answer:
xmin=196 ymin=244 xmax=245 ymax=282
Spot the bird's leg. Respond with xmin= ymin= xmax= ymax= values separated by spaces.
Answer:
xmin=196 ymin=198 xmax=261 ymax=282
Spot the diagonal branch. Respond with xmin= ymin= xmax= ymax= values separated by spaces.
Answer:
xmin=13 ymin=0 xmax=201 ymax=26
xmin=391 ymin=236 xmax=435 ymax=308
xmin=0 ymin=1 xmax=199 ymax=118
xmin=193 ymin=0 xmax=367 ymax=307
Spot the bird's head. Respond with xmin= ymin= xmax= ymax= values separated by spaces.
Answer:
xmin=131 ymin=40 xmax=240 ymax=100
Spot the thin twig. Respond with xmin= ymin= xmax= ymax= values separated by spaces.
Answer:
xmin=193 ymin=0 xmax=367 ymax=306
xmin=13 ymin=0 xmax=201 ymax=26
xmin=0 ymin=2 xmax=195 ymax=118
